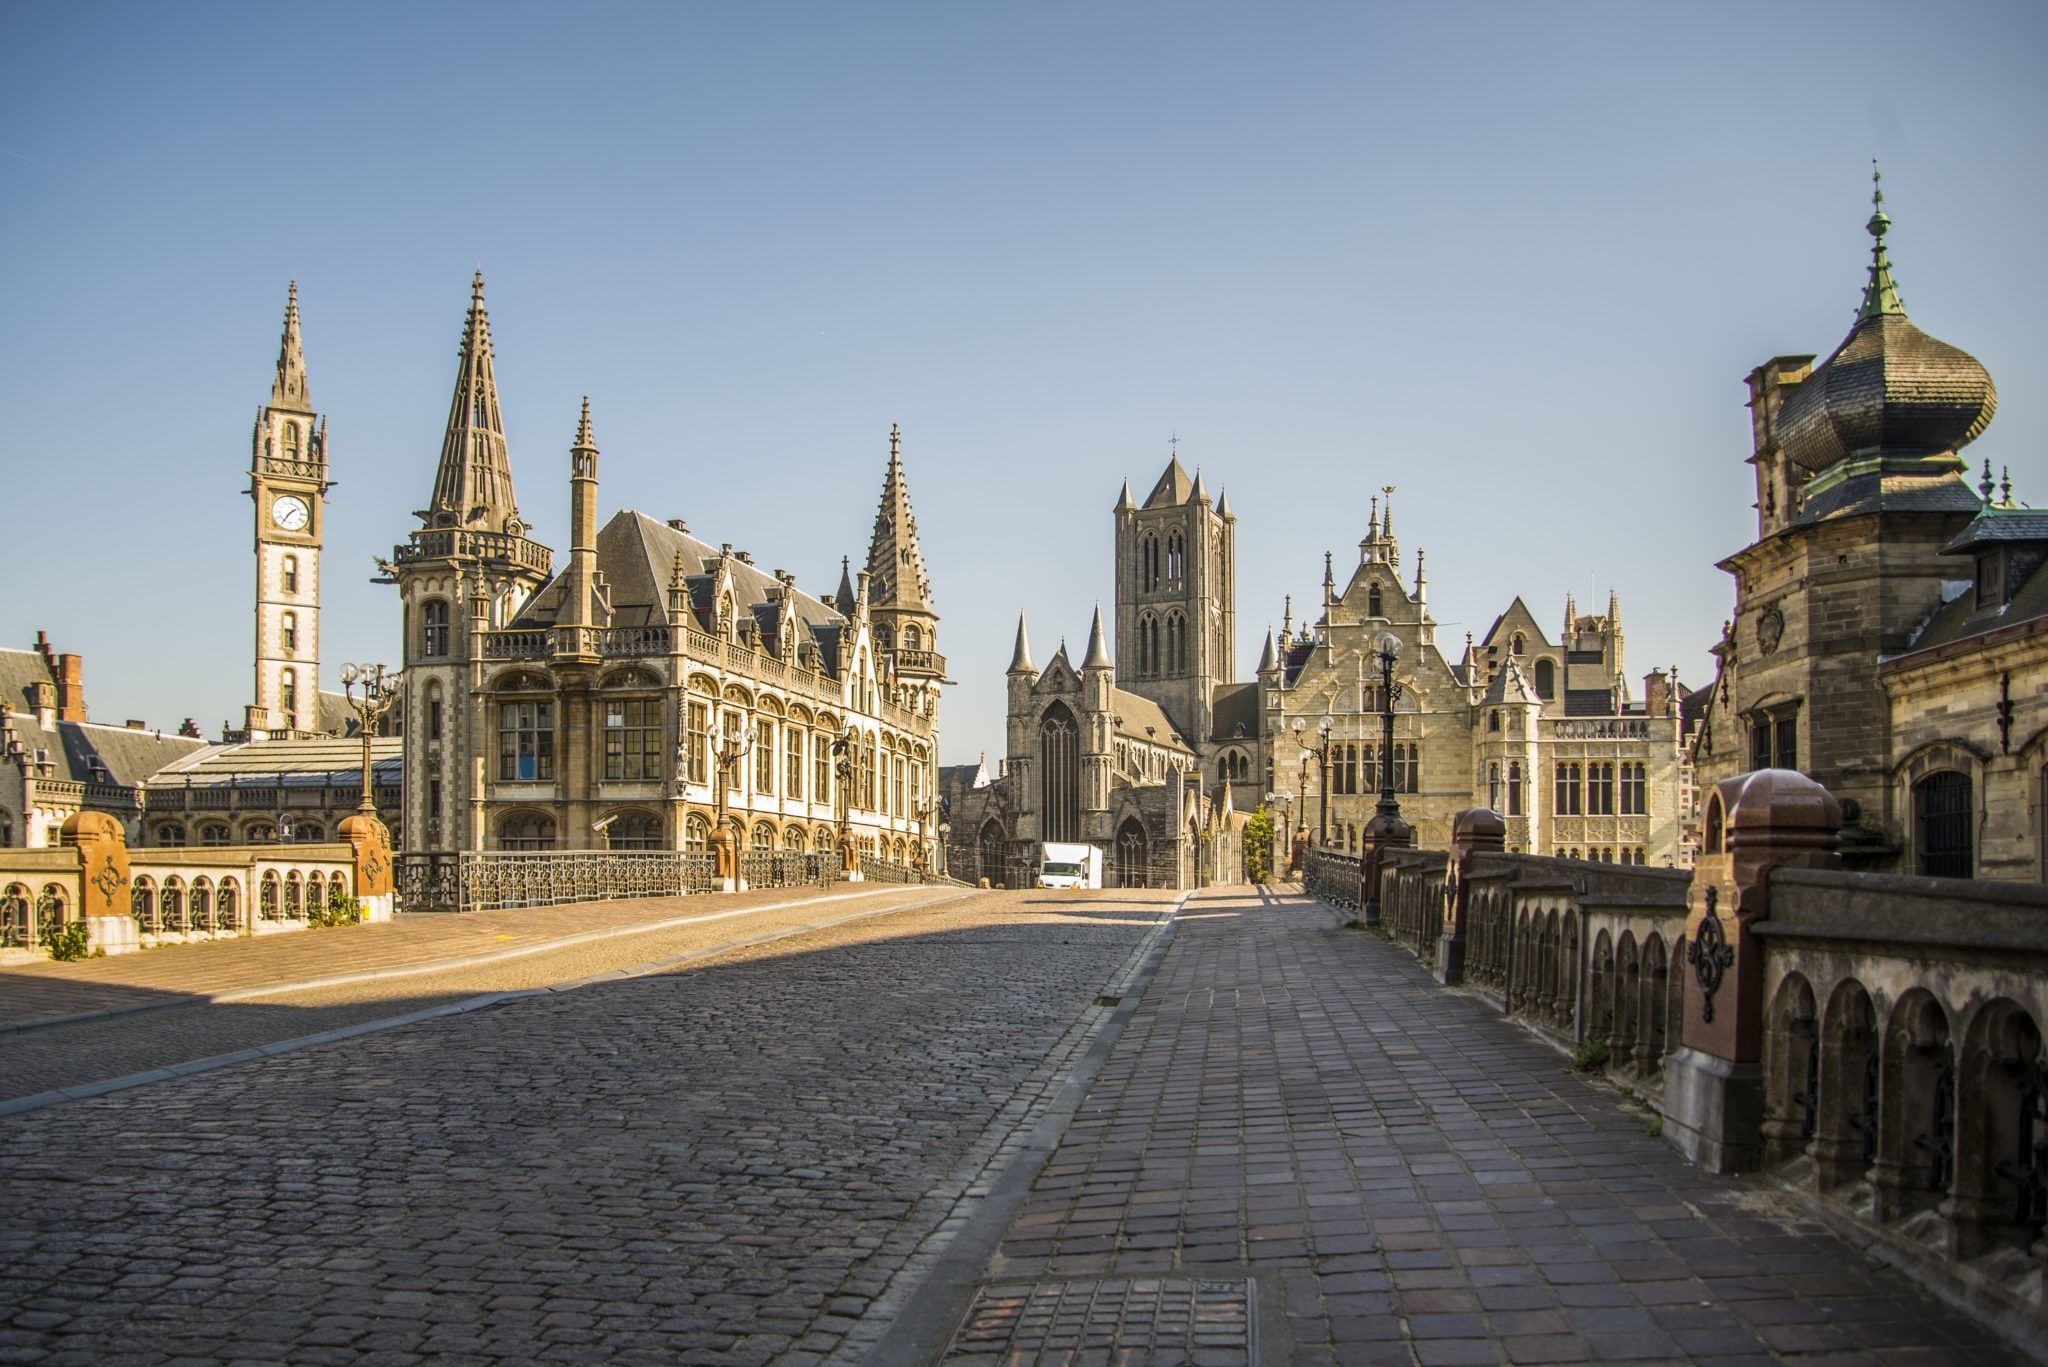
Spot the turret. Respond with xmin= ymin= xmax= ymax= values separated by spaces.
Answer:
xmin=864 ymin=423 xmax=943 ymax=679
xmin=422 ymin=272 xmax=526 ymax=535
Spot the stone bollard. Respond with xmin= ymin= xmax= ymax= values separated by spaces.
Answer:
xmin=839 ymin=834 xmax=863 ymax=882
xmin=61 ymin=811 xmax=136 ymax=956
xmin=1358 ymin=809 xmax=1413 ymax=928
xmin=1435 ymin=807 xmax=1505 ymax=985
xmin=710 ymin=828 xmax=744 ymax=893
xmin=1663 ymin=769 xmax=1841 ymax=1173
xmin=338 ymin=813 xmax=395 ymax=922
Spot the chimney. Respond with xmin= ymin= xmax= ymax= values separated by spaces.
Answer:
xmin=1644 ymin=669 xmax=1671 ymax=719
xmin=126 ymin=719 xmax=147 ymax=730
xmin=56 ymin=654 xmax=86 ymax=722
xmin=30 ymin=680 xmax=56 ymax=728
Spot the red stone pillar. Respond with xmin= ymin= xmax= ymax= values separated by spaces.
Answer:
xmin=1435 ymin=807 xmax=1505 ymax=985
xmin=339 ymin=813 xmax=395 ymax=922
xmin=62 ymin=811 xmax=134 ymax=955
xmin=1664 ymin=769 xmax=1841 ymax=1173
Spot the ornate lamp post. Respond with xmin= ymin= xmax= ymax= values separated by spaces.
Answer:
xmin=1361 ymin=631 xmax=1413 ymax=926
xmin=832 ymin=726 xmax=858 ymax=878
xmin=709 ymin=725 xmax=745 ymax=889
xmin=338 ymin=663 xmax=402 ymax=815
xmin=1291 ymin=714 xmax=1335 ymax=847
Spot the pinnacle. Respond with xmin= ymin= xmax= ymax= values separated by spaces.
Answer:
xmin=574 ymin=395 xmax=595 ymax=450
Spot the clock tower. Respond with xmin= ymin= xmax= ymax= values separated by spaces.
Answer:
xmin=247 ymin=281 xmax=329 ymax=737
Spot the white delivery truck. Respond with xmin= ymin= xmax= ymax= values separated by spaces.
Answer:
xmin=1037 ymin=842 xmax=1103 ymax=889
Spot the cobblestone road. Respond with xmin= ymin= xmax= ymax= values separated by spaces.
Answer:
xmin=0 ymin=888 xmax=1179 ymax=1365
xmin=967 ymin=886 xmax=2026 ymax=1366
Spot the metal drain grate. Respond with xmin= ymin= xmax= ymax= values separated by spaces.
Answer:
xmin=943 ymin=1277 xmax=1254 ymax=1364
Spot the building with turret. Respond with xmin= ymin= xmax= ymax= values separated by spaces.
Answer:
xmin=386 ymin=277 xmax=944 ymax=862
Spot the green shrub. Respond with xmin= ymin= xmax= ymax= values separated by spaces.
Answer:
xmin=1568 ymin=1038 xmax=1611 ymax=1073
xmin=310 ymin=884 xmax=364 ymax=929
xmin=1645 ymin=1115 xmax=1664 ymax=1138
xmin=1243 ymin=807 xmax=1274 ymax=884
xmin=40 ymin=919 xmax=92 ymax=962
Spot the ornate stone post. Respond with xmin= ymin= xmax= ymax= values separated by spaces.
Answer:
xmin=63 ymin=812 xmax=136 ymax=956
xmin=339 ymin=811 xmax=395 ymax=922
xmin=1435 ymin=806 xmax=1505 ymax=985
xmin=1664 ymin=769 xmax=1841 ymax=1173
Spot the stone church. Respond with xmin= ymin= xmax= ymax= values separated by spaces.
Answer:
xmin=387 ymin=275 xmax=945 ymax=864
xmin=1690 ymin=175 xmax=2045 ymax=879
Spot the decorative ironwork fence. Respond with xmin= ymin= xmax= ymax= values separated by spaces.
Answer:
xmin=395 ymin=850 xmax=718 ymax=913
xmin=858 ymin=855 xmax=926 ymax=885
xmin=739 ymin=850 xmax=832 ymax=889
xmin=1302 ymin=847 xmax=1363 ymax=910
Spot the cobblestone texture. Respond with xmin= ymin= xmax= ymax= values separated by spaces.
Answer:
xmin=986 ymin=885 xmax=2027 ymax=1365
xmin=944 ymin=1278 xmax=1254 ymax=1365
xmin=0 ymin=889 xmax=1177 ymax=1364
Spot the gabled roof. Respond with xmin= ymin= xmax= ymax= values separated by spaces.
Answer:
xmin=1940 ymin=506 xmax=2048 ymax=555
xmin=0 ymin=648 xmax=56 ymax=717
xmin=9 ymin=716 xmax=208 ymax=787
xmin=1480 ymin=658 xmax=1538 ymax=706
xmin=1109 ymin=686 xmax=1194 ymax=755
xmin=1210 ymin=682 xmax=1260 ymax=741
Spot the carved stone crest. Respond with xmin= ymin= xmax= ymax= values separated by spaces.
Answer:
xmin=1756 ymin=605 xmax=1785 ymax=656
xmin=1688 ymin=885 xmax=1734 ymax=1023
xmin=92 ymin=855 xmax=127 ymax=903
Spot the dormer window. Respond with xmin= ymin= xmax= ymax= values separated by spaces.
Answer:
xmin=1975 ymin=550 xmax=2005 ymax=610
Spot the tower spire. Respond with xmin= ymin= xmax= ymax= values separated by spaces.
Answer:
xmin=558 ymin=397 xmax=602 ymax=633
xmin=271 ymin=280 xmax=310 ymax=410
xmin=865 ymin=423 xmax=934 ymax=611
xmin=1008 ymin=613 xmax=1036 ymax=675
xmin=1858 ymin=161 xmax=1907 ymax=321
xmin=1082 ymin=606 xmax=1112 ymax=670
xmin=425 ymin=271 xmax=524 ymax=533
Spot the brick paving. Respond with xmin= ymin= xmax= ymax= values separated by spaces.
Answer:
xmin=0 ymin=889 xmax=1179 ymax=1365
xmin=975 ymin=885 xmax=2027 ymax=1365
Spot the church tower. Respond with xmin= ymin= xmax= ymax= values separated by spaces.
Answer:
xmin=387 ymin=273 xmax=552 ymax=852
xmin=247 ymin=282 xmax=328 ymax=737
xmin=1113 ymin=452 xmax=1236 ymax=748
xmin=865 ymin=423 xmax=945 ymax=716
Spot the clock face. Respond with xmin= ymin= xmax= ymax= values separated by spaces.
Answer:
xmin=271 ymin=495 xmax=311 ymax=532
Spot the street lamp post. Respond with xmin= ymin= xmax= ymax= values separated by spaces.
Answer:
xmin=1361 ymin=631 xmax=1413 ymax=926
xmin=338 ymin=664 xmax=402 ymax=815
xmin=1291 ymin=715 xmax=1335 ymax=848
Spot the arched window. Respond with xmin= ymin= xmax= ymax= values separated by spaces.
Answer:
xmin=200 ymin=824 xmax=230 ymax=847
xmin=1914 ymin=771 xmax=1973 ymax=878
xmin=1040 ymin=702 xmax=1081 ymax=842
xmin=281 ymin=611 xmax=297 ymax=655
xmin=190 ymin=878 xmax=213 ymax=933
xmin=1534 ymin=659 xmax=1556 ymax=699
xmin=1141 ymin=535 xmax=1159 ymax=592
xmin=156 ymin=824 xmax=187 ymax=847
xmin=2 ymin=883 xmax=31 ymax=950
xmin=783 ymin=826 xmax=806 ymax=851
xmin=245 ymin=821 xmax=276 ymax=844
xmin=1511 ymin=632 xmax=1525 ymax=655
xmin=684 ymin=813 xmax=709 ymax=852
xmin=283 ymin=420 xmax=301 ymax=458
xmin=422 ymin=600 xmax=451 ymax=658
xmin=979 ymin=819 xmax=1008 ymax=886
xmin=751 ymin=821 xmax=775 ymax=850
xmin=499 ymin=812 xmax=557 ymax=851
xmin=280 ymin=669 xmax=297 ymax=721
xmin=131 ymin=876 xmax=158 ymax=935
xmin=1115 ymin=818 xmax=1147 ymax=888
xmin=425 ymin=681 xmax=444 ymax=742
xmin=294 ymin=822 xmax=323 ymax=842
xmin=904 ymin=624 xmax=921 ymax=651
xmin=283 ymin=871 xmax=303 ymax=920
xmin=1508 ymin=761 xmax=1524 ymax=816
xmin=1368 ymin=584 xmax=1383 ymax=618
xmin=1165 ymin=531 xmax=1185 ymax=584
xmin=307 ymin=872 xmax=326 ymax=918
xmin=607 ymin=811 xmax=661 ymax=850
xmin=216 ymin=878 xmax=239 ymax=929
xmin=282 ymin=554 xmax=299 ymax=594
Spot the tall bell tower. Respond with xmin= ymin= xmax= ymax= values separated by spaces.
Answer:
xmin=247 ymin=281 xmax=329 ymax=737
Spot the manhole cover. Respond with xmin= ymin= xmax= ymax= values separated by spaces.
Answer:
xmin=943 ymin=1277 xmax=1254 ymax=1364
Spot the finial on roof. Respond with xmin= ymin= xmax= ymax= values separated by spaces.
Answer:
xmin=1008 ymin=613 xmax=1036 ymax=674
xmin=1191 ymin=467 xmax=1210 ymax=504
xmin=1258 ymin=628 xmax=1275 ymax=673
xmin=1282 ymin=593 xmax=1293 ymax=640
xmin=1115 ymin=478 xmax=1137 ymax=513
xmin=1414 ymin=548 xmax=1427 ymax=599
xmin=1216 ymin=487 xmax=1233 ymax=519
xmin=1381 ymin=485 xmax=1395 ymax=538
xmin=472 ymin=269 xmax=486 ymax=305
xmin=1859 ymin=160 xmax=1906 ymax=321
xmin=1082 ymin=606 xmax=1112 ymax=670
xmin=1368 ymin=495 xmax=1379 ymax=540
xmin=890 ymin=422 xmax=900 ymax=460
xmin=271 ymin=279 xmax=311 ymax=409
xmin=834 ymin=555 xmax=856 ymax=615
xmin=2002 ymin=466 xmax=2014 ymax=508
xmin=1982 ymin=458 xmax=1997 ymax=501
xmin=1323 ymin=550 xmax=1333 ymax=587
xmin=573 ymin=395 xmax=594 ymax=450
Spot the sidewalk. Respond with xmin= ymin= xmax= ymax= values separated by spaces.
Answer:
xmin=939 ymin=884 xmax=2023 ymax=1365
xmin=0 ymin=883 xmax=903 ymax=1034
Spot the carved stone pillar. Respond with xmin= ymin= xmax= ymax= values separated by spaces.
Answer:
xmin=1436 ymin=808 xmax=1504 ymax=985
xmin=339 ymin=812 xmax=395 ymax=923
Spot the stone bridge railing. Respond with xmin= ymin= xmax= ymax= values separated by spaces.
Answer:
xmin=1302 ymin=776 xmax=2048 ymax=1344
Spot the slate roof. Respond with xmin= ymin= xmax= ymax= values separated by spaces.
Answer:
xmin=1941 ymin=507 xmax=2048 ymax=555
xmin=1209 ymin=682 xmax=1260 ymax=742
xmin=1795 ymin=469 xmax=1985 ymax=524
xmin=1109 ymin=687 xmax=1194 ymax=755
xmin=8 ymin=716 xmax=209 ymax=786
xmin=1563 ymin=688 xmax=1615 ymax=718
xmin=0 ymin=648 xmax=56 ymax=717
xmin=1777 ymin=313 xmax=1998 ymax=474
xmin=1143 ymin=458 xmax=1194 ymax=508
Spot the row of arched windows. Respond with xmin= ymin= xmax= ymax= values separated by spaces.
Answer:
xmin=153 ymin=821 xmax=324 ymax=846
xmin=1137 ymin=530 xmax=1186 ymax=593
xmin=1328 ymin=743 xmax=1421 ymax=795
xmin=130 ymin=874 xmax=257 ymax=936
xmin=1134 ymin=612 xmax=1189 ymax=677
xmin=492 ymin=809 xmax=849 ymax=854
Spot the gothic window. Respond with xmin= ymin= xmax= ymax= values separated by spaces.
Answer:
xmin=684 ymin=813 xmax=709 ymax=851
xmin=1405 ymin=744 xmax=1421 ymax=794
xmin=1587 ymin=762 xmax=1615 ymax=815
xmin=281 ymin=611 xmax=297 ymax=655
xmin=606 ymin=812 xmax=661 ymax=849
xmin=294 ymin=822 xmax=324 ymax=842
xmin=426 ymin=683 xmax=444 ymax=742
xmin=499 ymin=812 xmax=556 ymax=850
xmin=1748 ymin=702 xmax=1800 ymax=771
xmin=200 ymin=824 xmax=230 ymax=847
xmin=814 ymin=734 xmax=831 ymax=804
xmin=1535 ymin=659 xmax=1556 ymax=698
xmin=283 ymin=421 xmax=301 ymax=458
xmin=876 ymin=626 xmax=893 ymax=653
xmin=1620 ymin=762 xmax=1647 ymax=815
xmin=1508 ymin=761 xmax=1524 ymax=816
xmin=1554 ymin=762 xmax=1583 ymax=815
xmin=786 ymin=727 xmax=805 ymax=800
xmin=752 ymin=821 xmax=775 ymax=850
xmin=686 ymin=700 xmax=709 ymax=784
xmin=1166 ymin=531 xmax=1185 ymax=586
xmin=156 ymin=824 xmax=187 ymax=847
xmin=422 ymin=600 xmax=451 ymax=658
xmin=1141 ymin=535 xmax=1159 ymax=592
xmin=280 ymin=668 xmax=297 ymax=720
xmin=603 ymin=698 xmax=663 ymax=781
xmin=1040 ymin=702 xmax=1081 ymax=842
xmin=1488 ymin=710 xmax=1501 ymax=733
xmin=1914 ymin=771 xmax=1973 ymax=879
xmin=1368 ymin=584 xmax=1383 ymax=618
xmin=904 ymin=624 xmax=922 ymax=651
xmin=754 ymin=719 xmax=776 ymax=794
xmin=863 ymin=736 xmax=878 ymax=811
xmin=1511 ymin=632 xmax=1525 ymax=655
xmin=498 ymin=700 xmax=555 ymax=781
xmin=282 ymin=555 xmax=298 ymax=594
xmin=1166 ymin=613 xmax=1187 ymax=673
xmin=893 ymin=753 xmax=907 ymax=816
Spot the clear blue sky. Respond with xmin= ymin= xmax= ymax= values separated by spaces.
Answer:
xmin=3 ymin=3 xmax=2043 ymax=761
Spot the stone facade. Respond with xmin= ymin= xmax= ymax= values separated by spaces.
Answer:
xmin=389 ymin=278 xmax=944 ymax=864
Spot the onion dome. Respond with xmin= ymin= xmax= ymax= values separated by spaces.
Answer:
xmin=1776 ymin=169 xmax=1996 ymax=474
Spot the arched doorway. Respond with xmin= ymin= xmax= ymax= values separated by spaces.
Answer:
xmin=979 ymin=819 xmax=1008 ymax=888
xmin=1114 ymin=817 xmax=1147 ymax=888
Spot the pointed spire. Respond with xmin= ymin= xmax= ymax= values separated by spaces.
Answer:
xmin=558 ymin=397 xmax=601 ymax=631
xmin=1414 ymin=548 xmax=1427 ymax=604
xmin=1368 ymin=495 xmax=1380 ymax=542
xmin=1282 ymin=594 xmax=1293 ymax=640
xmin=1859 ymin=161 xmax=1907 ymax=321
xmin=1216 ymin=488 xmax=1233 ymax=519
xmin=864 ymin=423 xmax=934 ymax=611
xmin=1381 ymin=486 xmax=1394 ymax=538
xmin=1190 ymin=468 xmax=1210 ymax=505
xmin=1008 ymin=614 xmax=1036 ymax=675
xmin=1082 ymin=606 xmax=1112 ymax=670
xmin=1258 ymin=628 xmax=1276 ymax=673
xmin=1565 ymin=593 xmax=1578 ymax=636
xmin=573 ymin=394 xmax=595 ymax=451
xmin=2001 ymin=466 xmax=2014 ymax=508
xmin=426 ymin=272 xmax=524 ymax=533
xmin=1323 ymin=551 xmax=1334 ymax=589
xmin=271 ymin=280 xmax=311 ymax=410
xmin=834 ymin=556 xmax=856 ymax=616
xmin=1981 ymin=458 xmax=1997 ymax=501
xmin=1115 ymin=478 xmax=1137 ymax=513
